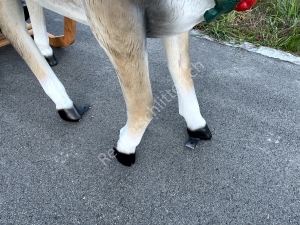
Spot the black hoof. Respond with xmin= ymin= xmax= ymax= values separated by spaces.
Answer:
xmin=45 ymin=55 xmax=57 ymax=66
xmin=57 ymin=104 xmax=90 ymax=122
xmin=187 ymin=124 xmax=212 ymax=140
xmin=113 ymin=148 xmax=135 ymax=167
xmin=186 ymin=124 xmax=212 ymax=149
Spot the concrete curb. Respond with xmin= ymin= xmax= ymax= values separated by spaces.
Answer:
xmin=191 ymin=30 xmax=300 ymax=66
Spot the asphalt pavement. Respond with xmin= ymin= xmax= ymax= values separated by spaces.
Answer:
xmin=0 ymin=11 xmax=300 ymax=225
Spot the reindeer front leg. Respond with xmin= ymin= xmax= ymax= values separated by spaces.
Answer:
xmin=84 ymin=0 xmax=153 ymax=166
xmin=163 ymin=32 xmax=212 ymax=149
xmin=0 ymin=0 xmax=86 ymax=121
xmin=26 ymin=0 xmax=57 ymax=66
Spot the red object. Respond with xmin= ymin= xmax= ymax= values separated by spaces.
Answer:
xmin=234 ymin=0 xmax=257 ymax=11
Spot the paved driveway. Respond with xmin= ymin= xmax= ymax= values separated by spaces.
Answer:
xmin=0 ymin=11 xmax=300 ymax=225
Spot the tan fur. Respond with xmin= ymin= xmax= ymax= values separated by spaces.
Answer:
xmin=164 ymin=32 xmax=195 ymax=92
xmin=83 ymin=0 xmax=154 ymax=141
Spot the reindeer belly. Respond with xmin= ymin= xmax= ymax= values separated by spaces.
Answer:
xmin=31 ymin=0 xmax=88 ymax=24
xmin=143 ymin=0 xmax=215 ymax=37
xmin=31 ymin=0 xmax=214 ymax=37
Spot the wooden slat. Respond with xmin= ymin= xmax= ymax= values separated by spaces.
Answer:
xmin=49 ymin=17 xmax=76 ymax=47
xmin=0 ymin=34 xmax=7 ymax=41
xmin=0 ymin=34 xmax=6 ymax=41
xmin=0 ymin=39 xmax=10 ymax=47
xmin=26 ymin=23 xmax=32 ymax=30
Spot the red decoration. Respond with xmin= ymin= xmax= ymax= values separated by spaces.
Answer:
xmin=234 ymin=0 xmax=257 ymax=11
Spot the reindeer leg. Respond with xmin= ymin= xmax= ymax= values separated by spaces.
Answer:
xmin=0 ymin=0 xmax=87 ymax=121
xmin=26 ymin=0 xmax=57 ymax=66
xmin=84 ymin=1 xmax=153 ymax=166
xmin=163 ymin=32 xmax=212 ymax=149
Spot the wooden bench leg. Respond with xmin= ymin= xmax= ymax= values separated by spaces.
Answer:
xmin=0 ymin=17 xmax=76 ymax=48
xmin=48 ymin=17 xmax=76 ymax=48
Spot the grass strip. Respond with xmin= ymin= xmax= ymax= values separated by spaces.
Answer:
xmin=196 ymin=0 xmax=300 ymax=55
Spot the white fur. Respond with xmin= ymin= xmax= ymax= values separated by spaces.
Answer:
xmin=40 ymin=74 xmax=74 ymax=110
xmin=177 ymin=90 xmax=207 ymax=130
xmin=117 ymin=125 xmax=145 ymax=154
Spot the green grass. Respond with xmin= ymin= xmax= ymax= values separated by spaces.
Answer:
xmin=196 ymin=0 xmax=300 ymax=55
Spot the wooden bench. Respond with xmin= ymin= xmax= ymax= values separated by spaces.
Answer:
xmin=0 ymin=17 xmax=76 ymax=48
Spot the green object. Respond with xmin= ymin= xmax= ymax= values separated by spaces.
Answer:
xmin=204 ymin=0 xmax=240 ymax=23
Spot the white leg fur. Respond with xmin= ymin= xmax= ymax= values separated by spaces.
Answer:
xmin=117 ymin=124 xmax=146 ymax=154
xmin=40 ymin=75 xmax=74 ymax=110
xmin=0 ymin=0 xmax=73 ymax=110
xmin=26 ymin=0 xmax=53 ymax=57
xmin=164 ymin=32 xmax=207 ymax=131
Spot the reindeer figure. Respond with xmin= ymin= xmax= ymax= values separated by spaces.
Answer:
xmin=0 ymin=0 xmax=255 ymax=166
